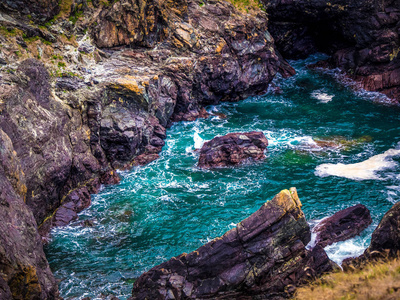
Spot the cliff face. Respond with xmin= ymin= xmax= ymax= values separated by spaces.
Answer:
xmin=0 ymin=0 xmax=292 ymax=297
xmin=132 ymin=188 xmax=337 ymax=299
xmin=263 ymin=0 xmax=400 ymax=102
xmin=0 ymin=129 xmax=58 ymax=299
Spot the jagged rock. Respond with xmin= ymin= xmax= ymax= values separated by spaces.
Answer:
xmin=0 ymin=0 xmax=60 ymax=22
xmin=132 ymin=188 xmax=337 ymax=299
xmin=313 ymin=204 xmax=372 ymax=248
xmin=366 ymin=201 xmax=400 ymax=257
xmin=198 ymin=131 xmax=268 ymax=168
xmin=343 ymin=201 xmax=400 ymax=270
xmin=263 ymin=0 xmax=400 ymax=102
xmin=0 ymin=129 xmax=59 ymax=298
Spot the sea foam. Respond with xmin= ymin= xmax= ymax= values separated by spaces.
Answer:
xmin=315 ymin=148 xmax=400 ymax=180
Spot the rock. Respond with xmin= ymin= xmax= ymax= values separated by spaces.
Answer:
xmin=263 ymin=0 xmax=400 ymax=103
xmin=0 ymin=0 xmax=60 ymax=22
xmin=198 ymin=131 xmax=268 ymax=168
xmin=366 ymin=201 xmax=400 ymax=258
xmin=313 ymin=204 xmax=372 ymax=248
xmin=0 ymin=129 xmax=59 ymax=298
xmin=132 ymin=188 xmax=337 ymax=299
xmin=343 ymin=201 xmax=400 ymax=270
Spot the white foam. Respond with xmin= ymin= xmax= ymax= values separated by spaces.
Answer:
xmin=194 ymin=132 xmax=205 ymax=149
xmin=311 ymin=90 xmax=334 ymax=103
xmin=315 ymin=148 xmax=400 ymax=180
xmin=325 ymin=239 xmax=366 ymax=266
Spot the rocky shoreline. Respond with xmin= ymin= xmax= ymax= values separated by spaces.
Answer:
xmin=0 ymin=0 xmax=399 ymax=298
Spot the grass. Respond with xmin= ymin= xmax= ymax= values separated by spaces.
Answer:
xmin=224 ymin=0 xmax=265 ymax=13
xmin=295 ymin=258 xmax=400 ymax=300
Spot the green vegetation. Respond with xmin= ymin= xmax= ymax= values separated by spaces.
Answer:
xmin=295 ymin=258 xmax=400 ymax=300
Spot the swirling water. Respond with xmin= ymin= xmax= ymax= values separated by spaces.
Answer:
xmin=45 ymin=54 xmax=400 ymax=299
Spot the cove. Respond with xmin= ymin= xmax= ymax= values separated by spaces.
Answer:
xmin=45 ymin=54 xmax=400 ymax=299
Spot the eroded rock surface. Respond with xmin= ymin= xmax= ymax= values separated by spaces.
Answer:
xmin=264 ymin=0 xmax=400 ymax=102
xmin=313 ymin=204 xmax=372 ymax=248
xmin=342 ymin=201 xmax=400 ymax=270
xmin=132 ymin=188 xmax=337 ymax=299
xmin=198 ymin=131 xmax=268 ymax=168
xmin=0 ymin=129 xmax=59 ymax=299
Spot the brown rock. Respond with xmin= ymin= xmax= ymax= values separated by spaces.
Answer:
xmin=132 ymin=188 xmax=337 ymax=299
xmin=198 ymin=131 xmax=268 ymax=168
xmin=313 ymin=204 xmax=372 ymax=248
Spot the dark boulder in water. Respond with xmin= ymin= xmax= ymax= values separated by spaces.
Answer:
xmin=313 ymin=204 xmax=372 ymax=248
xmin=132 ymin=188 xmax=337 ymax=299
xmin=198 ymin=131 xmax=268 ymax=168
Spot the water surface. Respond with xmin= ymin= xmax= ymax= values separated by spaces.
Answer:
xmin=45 ymin=54 xmax=400 ymax=299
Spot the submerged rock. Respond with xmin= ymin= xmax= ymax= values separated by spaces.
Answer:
xmin=132 ymin=188 xmax=337 ymax=299
xmin=198 ymin=131 xmax=268 ymax=168
xmin=313 ymin=204 xmax=372 ymax=248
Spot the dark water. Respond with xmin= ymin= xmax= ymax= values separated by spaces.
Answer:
xmin=45 ymin=54 xmax=400 ymax=299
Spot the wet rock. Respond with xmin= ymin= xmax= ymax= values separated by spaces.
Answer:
xmin=365 ymin=201 xmax=400 ymax=257
xmin=264 ymin=0 xmax=400 ymax=103
xmin=132 ymin=188 xmax=337 ymax=299
xmin=198 ymin=131 xmax=268 ymax=168
xmin=343 ymin=201 xmax=400 ymax=270
xmin=313 ymin=204 xmax=372 ymax=248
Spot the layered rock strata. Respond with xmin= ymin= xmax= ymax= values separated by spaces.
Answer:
xmin=263 ymin=0 xmax=400 ymax=102
xmin=198 ymin=131 xmax=269 ymax=168
xmin=0 ymin=130 xmax=59 ymax=299
xmin=313 ymin=204 xmax=372 ymax=248
xmin=132 ymin=188 xmax=337 ymax=299
xmin=0 ymin=0 xmax=293 ymax=296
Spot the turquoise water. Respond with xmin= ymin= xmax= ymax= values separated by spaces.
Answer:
xmin=45 ymin=54 xmax=400 ymax=299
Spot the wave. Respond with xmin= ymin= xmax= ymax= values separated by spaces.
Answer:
xmin=315 ymin=148 xmax=400 ymax=180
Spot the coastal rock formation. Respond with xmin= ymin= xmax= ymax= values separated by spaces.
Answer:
xmin=132 ymin=188 xmax=337 ymax=299
xmin=313 ymin=204 xmax=372 ymax=248
xmin=263 ymin=0 xmax=400 ymax=102
xmin=343 ymin=201 xmax=400 ymax=270
xmin=0 ymin=129 xmax=59 ymax=299
xmin=198 ymin=131 xmax=268 ymax=168
xmin=366 ymin=201 xmax=400 ymax=257
xmin=0 ymin=0 xmax=60 ymax=22
xmin=0 ymin=0 xmax=294 ymax=297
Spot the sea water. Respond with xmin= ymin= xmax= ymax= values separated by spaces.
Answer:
xmin=45 ymin=54 xmax=400 ymax=299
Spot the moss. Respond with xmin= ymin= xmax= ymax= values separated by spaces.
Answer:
xmin=58 ymin=62 xmax=66 ymax=68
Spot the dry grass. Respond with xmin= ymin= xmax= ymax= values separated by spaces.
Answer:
xmin=223 ymin=0 xmax=265 ymax=13
xmin=294 ymin=259 xmax=400 ymax=300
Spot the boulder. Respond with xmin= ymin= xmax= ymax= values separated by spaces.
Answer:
xmin=198 ymin=131 xmax=268 ymax=168
xmin=313 ymin=204 xmax=372 ymax=248
xmin=132 ymin=188 xmax=337 ymax=299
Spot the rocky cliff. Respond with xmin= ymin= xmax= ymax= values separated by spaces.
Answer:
xmin=263 ymin=0 xmax=400 ymax=103
xmin=132 ymin=188 xmax=337 ymax=299
xmin=0 ymin=0 xmax=292 ymax=296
